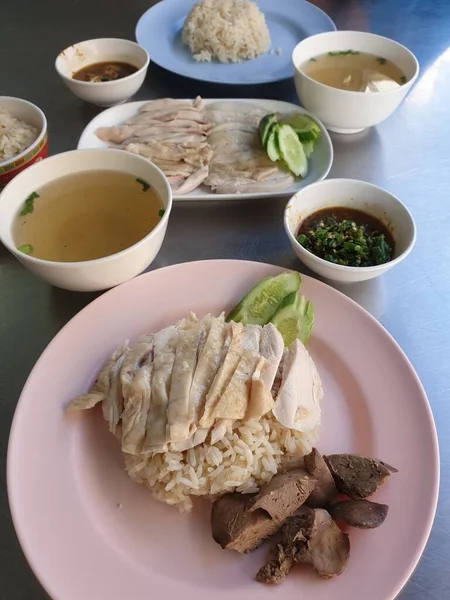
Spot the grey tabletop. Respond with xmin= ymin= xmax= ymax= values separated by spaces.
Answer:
xmin=0 ymin=0 xmax=448 ymax=598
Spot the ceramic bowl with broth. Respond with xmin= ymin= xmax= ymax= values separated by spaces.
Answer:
xmin=292 ymin=31 xmax=419 ymax=134
xmin=55 ymin=39 xmax=150 ymax=107
xmin=284 ymin=178 xmax=416 ymax=283
xmin=0 ymin=149 xmax=172 ymax=292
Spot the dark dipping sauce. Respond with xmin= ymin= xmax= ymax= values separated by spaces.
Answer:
xmin=72 ymin=61 xmax=138 ymax=82
xmin=297 ymin=207 xmax=395 ymax=267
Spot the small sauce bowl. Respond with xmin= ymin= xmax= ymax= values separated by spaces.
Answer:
xmin=55 ymin=38 xmax=150 ymax=107
xmin=284 ymin=178 xmax=416 ymax=283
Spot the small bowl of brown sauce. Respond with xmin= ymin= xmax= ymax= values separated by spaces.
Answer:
xmin=55 ymin=38 xmax=150 ymax=107
xmin=284 ymin=179 xmax=416 ymax=283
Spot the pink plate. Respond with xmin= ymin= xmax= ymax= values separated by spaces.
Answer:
xmin=7 ymin=260 xmax=439 ymax=600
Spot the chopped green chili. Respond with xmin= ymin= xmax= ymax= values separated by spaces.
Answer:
xmin=158 ymin=209 xmax=165 ymax=217
xmin=297 ymin=216 xmax=393 ymax=267
xmin=20 ymin=191 xmax=39 ymax=216
xmin=376 ymin=57 xmax=387 ymax=65
xmin=17 ymin=243 xmax=33 ymax=255
xmin=309 ymin=57 xmax=317 ymax=62
xmin=136 ymin=178 xmax=150 ymax=192
xmin=400 ymin=75 xmax=407 ymax=85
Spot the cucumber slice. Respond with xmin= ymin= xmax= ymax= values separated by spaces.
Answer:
xmin=270 ymin=292 xmax=315 ymax=346
xmin=226 ymin=272 xmax=302 ymax=326
xmin=266 ymin=126 xmax=281 ymax=162
xmin=302 ymin=140 xmax=315 ymax=159
xmin=259 ymin=114 xmax=278 ymax=147
xmin=283 ymin=114 xmax=321 ymax=142
xmin=276 ymin=124 xmax=308 ymax=177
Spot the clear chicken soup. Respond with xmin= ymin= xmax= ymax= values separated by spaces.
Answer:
xmin=13 ymin=170 xmax=163 ymax=262
xmin=301 ymin=51 xmax=407 ymax=92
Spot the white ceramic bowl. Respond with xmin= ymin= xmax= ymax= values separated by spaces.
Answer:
xmin=0 ymin=97 xmax=48 ymax=189
xmin=292 ymin=31 xmax=419 ymax=134
xmin=55 ymin=38 xmax=150 ymax=107
xmin=284 ymin=178 xmax=416 ymax=283
xmin=0 ymin=149 xmax=172 ymax=292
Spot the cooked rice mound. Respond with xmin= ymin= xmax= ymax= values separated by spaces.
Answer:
xmin=0 ymin=106 xmax=38 ymax=162
xmin=182 ymin=0 xmax=271 ymax=63
xmin=125 ymin=414 xmax=318 ymax=513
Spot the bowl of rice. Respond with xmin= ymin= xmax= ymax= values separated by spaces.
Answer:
xmin=0 ymin=97 xmax=48 ymax=190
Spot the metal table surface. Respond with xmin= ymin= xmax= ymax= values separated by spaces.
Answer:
xmin=0 ymin=0 xmax=448 ymax=598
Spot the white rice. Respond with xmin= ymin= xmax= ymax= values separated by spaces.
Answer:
xmin=182 ymin=0 xmax=271 ymax=63
xmin=0 ymin=106 xmax=38 ymax=162
xmin=124 ymin=413 xmax=319 ymax=513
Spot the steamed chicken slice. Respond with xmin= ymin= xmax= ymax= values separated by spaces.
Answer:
xmin=172 ymin=165 xmax=209 ymax=196
xmin=187 ymin=315 xmax=227 ymax=427
xmin=210 ymin=173 xmax=295 ymax=194
xmin=203 ymin=111 xmax=262 ymax=127
xmin=139 ymin=97 xmax=204 ymax=112
xmin=96 ymin=125 xmax=149 ymax=144
xmin=211 ymin=325 xmax=261 ymax=421
xmin=142 ymin=326 xmax=179 ymax=453
xmin=258 ymin=324 xmax=285 ymax=390
xmin=123 ymin=119 xmax=211 ymax=133
xmin=122 ymin=133 xmax=207 ymax=146
xmin=125 ymin=142 xmax=212 ymax=166
xmin=120 ymin=335 xmax=153 ymax=399
xmin=150 ymin=161 xmax=196 ymax=178
xmin=272 ymin=339 xmax=323 ymax=433
xmin=167 ymin=319 xmax=207 ymax=442
xmin=205 ymin=322 xmax=247 ymax=443
xmin=209 ymin=122 xmax=261 ymax=135
xmin=206 ymin=166 xmax=283 ymax=186
xmin=205 ymin=101 xmax=269 ymax=118
xmin=66 ymin=344 xmax=128 ymax=413
xmin=211 ymin=150 xmax=273 ymax=168
xmin=170 ymin=426 xmax=209 ymax=452
xmin=209 ymin=177 xmax=293 ymax=194
xmin=121 ymin=351 xmax=154 ymax=455
xmin=245 ymin=324 xmax=284 ymax=421
xmin=101 ymin=345 xmax=130 ymax=436
xmin=208 ymin=130 xmax=257 ymax=149
xmin=65 ymin=390 xmax=105 ymax=412
xmin=246 ymin=375 xmax=274 ymax=422
xmin=134 ymin=109 xmax=207 ymax=123
xmin=96 ymin=121 xmax=209 ymax=144
xmin=201 ymin=321 xmax=244 ymax=428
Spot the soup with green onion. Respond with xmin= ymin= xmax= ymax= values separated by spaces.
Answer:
xmin=13 ymin=170 xmax=163 ymax=262
xmin=301 ymin=51 xmax=407 ymax=92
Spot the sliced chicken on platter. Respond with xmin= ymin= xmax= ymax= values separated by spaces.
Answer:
xmin=93 ymin=97 xmax=301 ymax=196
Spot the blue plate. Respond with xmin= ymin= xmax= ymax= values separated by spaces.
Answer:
xmin=135 ymin=0 xmax=335 ymax=85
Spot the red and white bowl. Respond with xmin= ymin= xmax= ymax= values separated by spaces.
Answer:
xmin=0 ymin=97 xmax=48 ymax=189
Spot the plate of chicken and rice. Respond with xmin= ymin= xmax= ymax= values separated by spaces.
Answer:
xmin=7 ymin=260 xmax=438 ymax=600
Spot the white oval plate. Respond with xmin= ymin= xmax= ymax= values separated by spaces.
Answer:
xmin=8 ymin=260 xmax=439 ymax=600
xmin=77 ymin=99 xmax=334 ymax=201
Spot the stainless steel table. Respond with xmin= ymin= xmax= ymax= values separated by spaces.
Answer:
xmin=1 ymin=0 xmax=448 ymax=598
